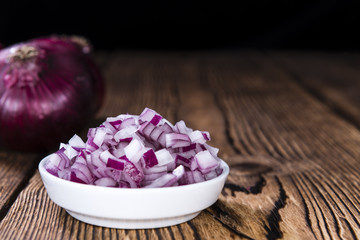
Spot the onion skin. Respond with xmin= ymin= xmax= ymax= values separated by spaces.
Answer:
xmin=0 ymin=36 xmax=104 ymax=152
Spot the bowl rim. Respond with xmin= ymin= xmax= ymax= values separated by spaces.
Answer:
xmin=38 ymin=155 xmax=230 ymax=192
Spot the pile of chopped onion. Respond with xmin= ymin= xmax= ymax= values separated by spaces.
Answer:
xmin=45 ymin=108 xmax=223 ymax=188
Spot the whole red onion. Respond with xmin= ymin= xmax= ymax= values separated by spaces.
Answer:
xmin=0 ymin=36 xmax=104 ymax=152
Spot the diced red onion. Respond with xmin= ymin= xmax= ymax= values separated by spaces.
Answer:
xmin=144 ymin=165 xmax=185 ymax=188
xmin=124 ymin=139 xmax=146 ymax=163
xmin=103 ymin=153 xmax=125 ymax=171
xmin=155 ymin=149 xmax=174 ymax=166
xmin=193 ymin=170 xmax=206 ymax=183
xmin=194 ymin=150 xmax=220 ymax=174
xmin=165 ymin=133 xmax=191 ymax=148
xmin=149 ymin=126 xmax=163 ymax=142
xmin=94 ymin=177 xmax=117 ymax=187
xmin=70 ymin=162 xmax=93 ymax=184
xmin=174 ymin=120 xmax=193 ymax=134
xmin=58 ymin=169 xmax=71 ymax=181
xmin=139 ymin=122 xmax=156 ymax=137
xmin=44 ymin=153 xmax=62 ymax=176
xmin=45 ymin=108 xmax=223 ymax=188
xmin=120 ymin=117 xmax=138 ymax=129
xmin=204 ymin=170 xmax=218 ymax=180
xmin=189 ymin=130 xmax=210 ymax=144
xmin=108 ymin=118 xmax=123 ymax=130
xmin=139 ymin=108 xmax=163 ymax=126
xmin=166 ymin=160 xmax=177 ymax=172
xmin=93 ymin=128 xmax=108 ymax=148
xmin=143 ymin=165 xmax=168 ymax=174
xmin=56 ymin=148 xmax=71 ymax=169
xmin=143 ymin=149 xmax=158 ymax=168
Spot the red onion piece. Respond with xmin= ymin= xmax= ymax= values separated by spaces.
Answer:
xmin=94 ymin=177 xmax=117 ymax=187
xmin=194 ymin=150 xmax=220 ymax=174
xmin=0 ymin=36 xmax=104 ymax=151
xmin=45 ymin=108 xmax=223 ymax=188
xmin=143 ymin=149 xmax=158 ymax=168
xmin=107 ymin=158 xmax=125 ymax=171
xmin=144 ymin=165 xmax=185 ymax=188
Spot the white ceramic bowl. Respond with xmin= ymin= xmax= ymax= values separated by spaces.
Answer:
xmin=38 ymin=156 xmax=229 ymax=229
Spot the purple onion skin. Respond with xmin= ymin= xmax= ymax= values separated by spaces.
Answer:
xmin=0 ymin=36 xmax=104 ymax=152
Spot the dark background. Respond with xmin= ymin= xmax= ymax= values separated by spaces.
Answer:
xmin=1 ymin=1 xmax=359 ymax=51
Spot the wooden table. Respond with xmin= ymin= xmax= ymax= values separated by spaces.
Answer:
xmin=1 ymin=50 xmax=360 ymax=239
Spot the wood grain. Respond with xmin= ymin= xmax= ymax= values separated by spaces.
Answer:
xmin=0 ymin=172 xmax=241 ymax=240
xmin=0 ymin=152 xmax=42 ymax=221
xmin=203 ymin=53 xmax=360 ymax=239
xmin=269 ymin=51 xmax=360 ymax=128
xmin=1 ymin=51 xmax=360 ymax=239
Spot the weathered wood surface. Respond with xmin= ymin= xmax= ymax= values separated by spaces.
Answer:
xmin=0 ymin=152 xmax=41 ymax=220
xmin=1 ymin=51 xmax=360 ymax=239
xmin=269 ymin=51 xmax=360 ymax=128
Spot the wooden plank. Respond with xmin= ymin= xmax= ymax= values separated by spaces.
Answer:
xmin=0 ymin=152 xmax=41 ymax=220
xmin=269 ymin=51 xmax=360 ymax=128
xmin=202 ymin=52 xmax=360 ymax=239
xmin=2 ymin=51 xmax=360 ymax=239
